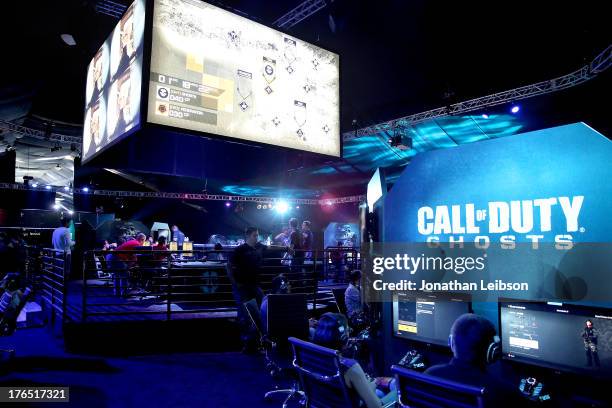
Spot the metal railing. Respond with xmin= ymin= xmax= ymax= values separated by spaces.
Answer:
xmin=78 ymin=247 xmax=359 ymax=322
xmin=38 ymin=248 xmax=68 ymax=324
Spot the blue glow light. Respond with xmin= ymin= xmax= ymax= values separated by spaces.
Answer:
xmin=32 ymin=183 xmax=38 ymax=188
xmin=481 ymin=114 xmax=489 ymax=119
xmin=45 ymin=185 xmax=52 ymax=190
xmin=511 ymin=105 xmax=520 ymax=114
xmin=82 ymin=187 xmax=89 ymax=193
xmin=225 ymin=202 xmax=231 ymax=207
xmin=64 ymin=186 xmax=70 ymax=191
xmin=276 ymin=201 xmax=289 ymax=214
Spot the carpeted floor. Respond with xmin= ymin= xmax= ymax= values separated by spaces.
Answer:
xmin=0 ymin=328 xmax=295 ymax=407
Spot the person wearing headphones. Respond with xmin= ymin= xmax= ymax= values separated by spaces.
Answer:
xmin=425 ymin=313 xmax=518 ymax=406
xmin=312 ymin=313 xmax=397 ymax=408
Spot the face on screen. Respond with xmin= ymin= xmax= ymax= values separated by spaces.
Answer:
xmin=90 ymin=105 xmax=100 ymax=143
xmin=117 ymin=70 xmax=132 ymax=122
xmin=93 ymin=51 xmax=104 ymax=90
xmin=120 ymin=7 xmax=135 ymax=59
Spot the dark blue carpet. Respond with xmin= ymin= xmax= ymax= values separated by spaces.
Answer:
xmin=0 ymin=328 xmax=289 ymax=407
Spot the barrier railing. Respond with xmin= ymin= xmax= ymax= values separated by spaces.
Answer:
xmin=79 ymin=247 xmax=357 ymax=322
xmin=39 ymin=248 xmax=68 ymax=324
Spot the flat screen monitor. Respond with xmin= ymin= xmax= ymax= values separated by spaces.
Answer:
xmin=392 ymin=291 xmax=472 ymax=347
xmin=366 ymin=168 xmax=385 ymax=213
xmin=82 ymin=0 xmax=145 ymax=162
xmin=499 ymin=299 xmax=612 ymax=377
xmin=147 ymin=0 xmax=340 ymax=157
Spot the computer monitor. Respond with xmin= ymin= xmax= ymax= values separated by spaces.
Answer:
xmin=392 ymin=291 xmax=472 ymax=347
xmin=499 ymin=299 xmax=612 ymax=377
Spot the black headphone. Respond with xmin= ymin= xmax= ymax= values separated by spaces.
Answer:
xmin=486 ymin=335 xmax=501 ymax=364
xmin=448 ymin=334 xmax=501 ymax=365
xmin=323 ymin=312 xmax=350 ymax=343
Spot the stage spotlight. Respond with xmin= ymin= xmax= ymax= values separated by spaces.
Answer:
xmin=296 ymin=205 xmax=300 ymax=209
xmin=32 ymin=183 xmax=38 ymax=188
xmin=225 ymin=202 xmax=231 ymax=207
xmin=276 ymin=201 xmax=289 ymax=214
xmin=511 ymin=105 xmax=520 ymax=114
xmin=82 ymin=187 xmax=89 ymax=192
xmin=64 ymin=186 xmax=70 ymax=191
xmin=326 ymin=201 xmax=333 ymax=206
xmin=45 ymin=185 xmax=52 ymax=190
xmin=481 ymin=114 xmax=489 ymax=119
xmin=257 ymin=204 xmax=262 ymax=209
xmin=68 ymin=210 xmax=74 ymax=215
xmin=53 ymin=204 xmax=60 ymax=210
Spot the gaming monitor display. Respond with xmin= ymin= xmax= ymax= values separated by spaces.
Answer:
xmin=500 ymin=299 xmax=612 ymax=376
xmin=83 ymin=0 xmax=145 ymax=162
xmin=366 ymin=168 xmax=385 ymax=213
xmin=147 ymin=0 xmax=341 ymax=157
xmin=392 ymin=292 xmax=472 ymax=346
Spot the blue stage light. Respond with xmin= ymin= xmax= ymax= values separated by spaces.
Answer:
xmin=64 ymin=186 xmax=70 ymax=191
xmin=32 ymin=183 xmax=38 ymax=188
xmin=511 ymin=105 xmax=520 ymax=114
xmin=276 ymin=201 xmax=289 ymax=214
xmin=481 ymin=114 xmax=489 ymax=119
xmin=45 ymin=185 xmax=52 ymax=190
xmin=225 ymin=202 xmax=231 ymax=207
xmin=82 ymin=187 xmax=89 ymax=193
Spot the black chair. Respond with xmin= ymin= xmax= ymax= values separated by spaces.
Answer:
xmin=289 ymin=336 xmax=358 ymax=408
xmin=331 ymin=288 xmax=348 ymax=316
xmin=244 ymin=294 xmax=309 ymax=407
xmin=391 ymin=365 xmax=486 ymax=408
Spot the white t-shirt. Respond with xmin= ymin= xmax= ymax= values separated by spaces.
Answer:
xmin=52 ymin=227 xmax=73 ymax=254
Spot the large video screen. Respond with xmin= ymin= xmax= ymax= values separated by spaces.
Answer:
xmin=500 ymin=300 xmax=612 ymax=376
xmin=147 ymin=0 xmax=341 ymax=157
xmin=82 ymin=0 xmax=145 ymax=162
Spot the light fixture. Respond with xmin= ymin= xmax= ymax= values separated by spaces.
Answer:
xmin=53 ymin=204 xmax=60 ymax=210
xmin=45 ymin=185 xmax=52 ymax=190
xmin=32 ymin=183 xmax=38 ymax=188
xmin=225 ymin=202 xmax=231 ymax=207
xmin=481 ymin=114 xmax=489 ymax=119
xmin=64 ymin=186 xmax=70 ymax=191
xmin=276 ymin=201 xmax=289 ymax=214
xmin=60 ymin=33 xmax=76 ymax=46
xmin=82 ymin=187 xmax=89 ymax=193
xmin=511 ymin=105 xmax=520 ymax=114
xmin=68 ymin=210 xmax=74 ymax=215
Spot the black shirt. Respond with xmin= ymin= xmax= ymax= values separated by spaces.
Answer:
xmin=290 ymin=229 xmax=303 ymax=258
xmin=425 ymin=358 xmax=519 ymax=407
xmin=232 ymin=242 xmax=266 ymax=287
xmin=302 ymin=230 xmax=313 ymax=251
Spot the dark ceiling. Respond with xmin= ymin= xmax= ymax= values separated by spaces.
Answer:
xmin=0 ymin=0 xmax=610 ymax=197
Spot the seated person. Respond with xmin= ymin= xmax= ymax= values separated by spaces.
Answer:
xmin=425 ymin=313 xmax=519 ymax=407
xmin=345 ymin=270 xmax=362 ymax=317
xmin=153 ymin=236 xmax=168 ymax=251
xmin=260 ymin=274 xmax=290 ymax=333
xmin=207 ymin=243 xmax=226 ymax=262
xmin=312 ymin=313 xmax=397 ymax=408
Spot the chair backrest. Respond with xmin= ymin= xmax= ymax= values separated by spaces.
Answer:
xmin=0 ymin=287 xmax=32 ymax=336
xmin=266 ymin=294 xmax=309 ymax=348
xmin=289 ymin=337 xmax=358 ymax=408
xmin=392 ymin=365 xmax=486 ymax=408
xmin=331 ymin=288 xmax=348 ymax=316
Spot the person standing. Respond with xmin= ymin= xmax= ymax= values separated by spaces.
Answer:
xmin=288 ymin=218 xmax=303 ymax=273
xmin=302 ymin=220 xmax=313 ymax=260
xmin=52 ymin=218 xmax=74 ymax=254
xmin=231 ymin=227 xmax=267 ymax=351
xmin=171 ymin=225 xmax=185 ymax=246
xmin=582 ymin=319 xmax=600 ymax=368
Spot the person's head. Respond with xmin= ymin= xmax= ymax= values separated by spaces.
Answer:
xmin=349 ymin=270 xmax=361 ymax=285
xmin=289 ymin=218 xmax=298 ymax=229
xmin=60 ymin=218 xmax=70 ymax=228
xmin=214 ymin=243 xmax=223 ymax=251
xmin=586 ymin=319 xmax=593 ymax=329
xmin=271 ymin=274 xmax=291 ymax=294
xmin=119 ymin=4 xmax=135 ymax=57
xmin=244 ymin=227 xmax=259 ymax=246
xmin=135 ymin=232 xmax=146 ymax=244
xmin=172 ymin=225 xmax=179 ymax=232
xmin=449 ymin=314 xmax=497 ymax=367
xmin=117 ymin=69 xmax=131 ymax=119
xmin=313 ymin=313 xmax=350 ymax=350
xmin=157 ymin=236 xmax=167 ymax=246
xmin=302 ymin=220 xmax=311 ymax=231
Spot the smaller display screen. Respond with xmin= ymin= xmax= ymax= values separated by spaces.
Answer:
xmin=500 ymin=299 xmax=612 ymax=376
xmin=82 ymin=0 xmax=145 ymax=162
xmin=392 ymin=292 xmax=472 ymax=346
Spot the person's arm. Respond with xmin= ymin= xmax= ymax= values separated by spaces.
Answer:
xmin=344 ymin=362 xmax=384 ymax=408
xmin=63 ymin=230 xmax=73 ymax=250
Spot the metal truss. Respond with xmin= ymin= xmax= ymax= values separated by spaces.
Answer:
xmin=0 ymin=183 xmax=365 ymax=206
xmin=95 ymin=0 xmax=127 ymax=19
xmin=274 ymin=0 xmax=328 ymax=29
xmin=0 ymin=120 xmax=82 ymax=146
xmin=344 ymin=44 xmax=612 ymax=141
